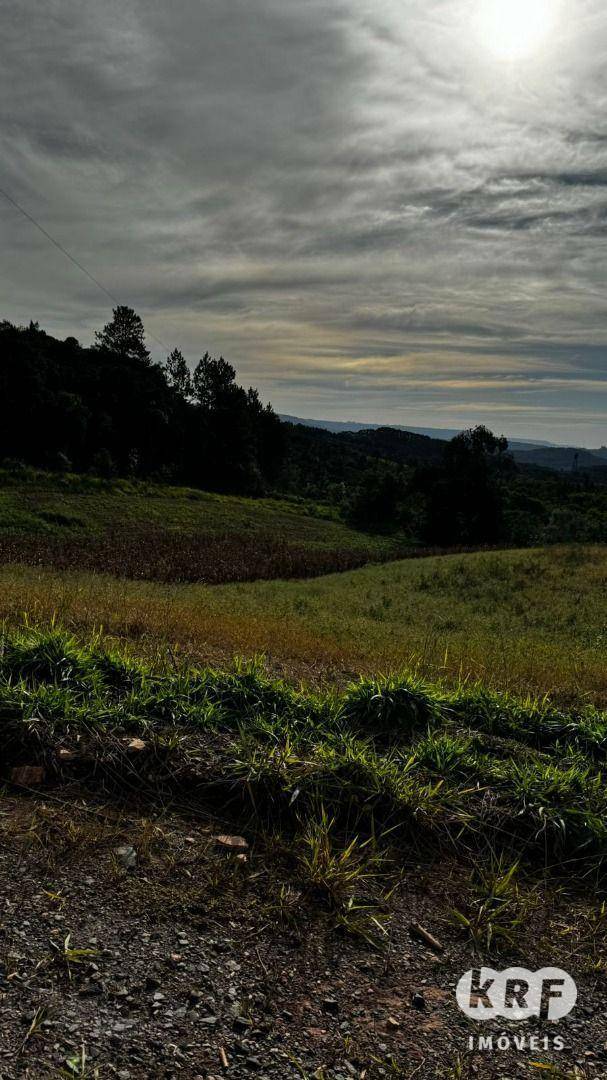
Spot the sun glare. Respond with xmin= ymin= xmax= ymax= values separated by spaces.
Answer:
xmin=476 ymin=0 xmax=556 ymax=61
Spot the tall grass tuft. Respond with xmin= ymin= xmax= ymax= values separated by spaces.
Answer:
xmin=4 ymin=626 xmax=607 ymax=878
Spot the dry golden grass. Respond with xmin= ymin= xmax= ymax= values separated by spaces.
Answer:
xmin=1 ymin=545 xmax=607 ymax=705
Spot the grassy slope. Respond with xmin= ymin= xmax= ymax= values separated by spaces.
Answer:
xmin=0 ymin=471 xmax=393 ymax=553
xmin=0 ymin=545 xmax=606 ymax=704
xmin=4 ymin=626 xmax=607 ymax=879
xmin=0 ymin=472 xmax=409 ymax=584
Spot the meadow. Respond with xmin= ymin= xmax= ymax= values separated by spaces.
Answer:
xmin=0 ymin=469 xmax=402 ymax=582
xmin=0 ymin=544 xmax=606 ymax=706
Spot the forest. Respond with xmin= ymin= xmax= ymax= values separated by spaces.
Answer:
xmin=2 ymin=308 xmax=607 ymax=548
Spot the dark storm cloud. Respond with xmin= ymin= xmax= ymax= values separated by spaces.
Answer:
xmin=2 ymin=0 xmax=607 ymax=443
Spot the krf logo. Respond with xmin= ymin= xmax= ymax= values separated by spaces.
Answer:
xmin=456 ymin=967 xmax=577 ymax=1021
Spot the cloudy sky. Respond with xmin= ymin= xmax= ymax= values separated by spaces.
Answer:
xmin=3 ymin=0 xmax=607 ymax=444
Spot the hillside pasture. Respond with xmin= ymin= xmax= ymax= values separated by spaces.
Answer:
xmin=0 ymin=545 xmax=605 ymax=706
xmin=0 ymin=471 xmax=403 ymax=582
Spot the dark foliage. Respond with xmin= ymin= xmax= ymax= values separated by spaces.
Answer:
xmin=345 ymin=463 xmax=407 ymax=530
xmin=0 ymin=315 xmax=283 ymax=495
xmin=280 ymin=423 xmax=444 ymax=504
xmin=418 ymin=425 xmax=514 ymax=546
xmin=95 ymin=306 xmax=151 ymax=365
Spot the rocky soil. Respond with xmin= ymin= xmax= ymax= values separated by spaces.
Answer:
xmin=1 ymin=789 xmax=606 ymax=1079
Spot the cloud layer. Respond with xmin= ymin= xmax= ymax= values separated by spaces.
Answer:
xmin=2 ymin=0 xmax=607 ymax=443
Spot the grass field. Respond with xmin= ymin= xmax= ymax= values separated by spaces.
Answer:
xmin=2 ymin=515 xmax=607 ymax=1075
xmin=0 ymin=470 xmax=403 ymax=583
xmin=0 ymin=471 xmax=354 ymax=543
xmin=0 ymin=545 xmax=606 ymax=705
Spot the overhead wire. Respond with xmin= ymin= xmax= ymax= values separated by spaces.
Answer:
xmin=0 ymin=184 xmax=169 ymax=351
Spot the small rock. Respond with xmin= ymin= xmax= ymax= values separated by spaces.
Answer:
xmin=57 ymin=748 xmax=79 ymax=762
xmin=411 ymin=992 xmax=426 ymax=1011
xmin=386 ymin=1016 xmax=401 ymax=1030
xmin=234 ymin=1016 xmax=253 ymax=1032
xmin=115 ymin=845 xmax=137 ymax=870
xmin=321 ymin=998 xmax=339 ymax=1016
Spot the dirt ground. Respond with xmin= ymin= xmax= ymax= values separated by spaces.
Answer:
xmin=1 ymin=789 xmax=606 ymax=1080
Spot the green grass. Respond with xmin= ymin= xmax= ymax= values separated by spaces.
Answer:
xmin=3 ymin=626 xmax=607 ymax=883
xmin=1 ymin=545 xmax=606 ymax=704
xmin=183 ymin=544 xmax=607 ymax=702
xmin=0 ymin=470 xmax=409 ymax=585
xmin=0 ymin=469 xmax=395 ymax=554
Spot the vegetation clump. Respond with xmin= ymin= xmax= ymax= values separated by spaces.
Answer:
xmin=4 ymin=626 xmax=607 ymax=881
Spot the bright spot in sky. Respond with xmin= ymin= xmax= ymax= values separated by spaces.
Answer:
xmin=476 ymin=0 xmax=556 ymax=60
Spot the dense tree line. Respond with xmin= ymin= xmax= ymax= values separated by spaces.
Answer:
xmin=339 ymin=427 xmax=607 ymax=546
xmin=0 ymin=310 xmax=283 ymax=494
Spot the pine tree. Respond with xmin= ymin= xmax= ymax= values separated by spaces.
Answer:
xmin=164 ymin=348 xmax=192 ymax=398
xmin=192 ymin=354 xmax=237 ymax=410
xmin=95 ymin=306 xmax=150 ymax=364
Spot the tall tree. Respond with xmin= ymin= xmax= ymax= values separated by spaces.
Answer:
xmin=422 ymin=426 xmax=513 ymax=546
xmin=95 ymin=306 xmax=151 ymax=364
xmin=164 ymin=347 xmax=192 ymax=399
xmin=192 ymin=354 xmax=237 ymax=410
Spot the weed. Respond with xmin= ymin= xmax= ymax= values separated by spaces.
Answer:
xmin=296 ymin=809 xmax=390 ymax=943
xmin=15 ymin=1005 xmax=48 ymax=1057
xmin=49 ymin=933 xmax=98 ymax=982
xmin=440 ymin=1055 xmax=475 ymax=1079
xmin=16 ymin=804 xmax=123 ymax=868
xmin=268 ymin=882 xmax=303 ymax=927
xmin=343 ymin=674 xmax=442 ymax=733
xmin=57 ymin=1045 xmax=101 ymax=1078
xmin=530 ymin=1066 xmax=594 ymax=1079
xmin=452 ymin=857 xmax=535 ymax=955
xmin=3 ymin=627 xmax=607 ymax=881
xmin=297 ymin=810 xmax=379 ymax=904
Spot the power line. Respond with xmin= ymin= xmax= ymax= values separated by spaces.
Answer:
xmin=0 ymin=184 xmax=120 ymax=305
xmin=0 ymin=184 xmax=169 ymax=351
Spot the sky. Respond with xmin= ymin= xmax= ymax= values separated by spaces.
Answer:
xmin=2 ymin=0 xmax=607 ymax=446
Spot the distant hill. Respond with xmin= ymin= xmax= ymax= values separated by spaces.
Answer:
xmin=279 ymin=414 xmax=607 ymax=472
xmin=279 ymin=415 xmax=556 ymax=452
xmin=279 ymin=421 xmax=447 ymax=501
xmin=512 ymin=446 xmax=607 ymax=472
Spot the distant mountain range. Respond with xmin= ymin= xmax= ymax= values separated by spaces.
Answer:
xmin=279 ymin=415 xmax=555 ymax=451
xmin=279 ymin=415 xmax=607 ymax=473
